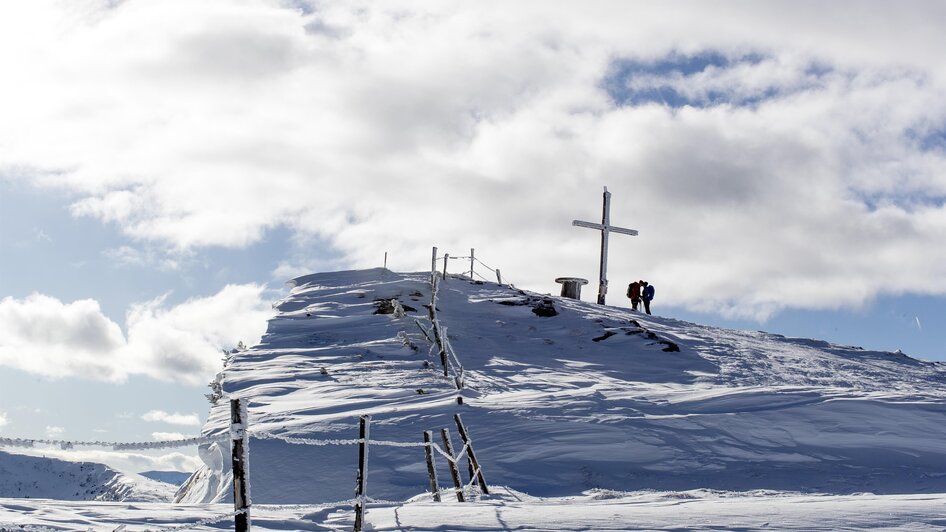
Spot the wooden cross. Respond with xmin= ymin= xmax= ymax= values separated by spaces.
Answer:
xmin=572 ymin=186 xmax=638 ymax=305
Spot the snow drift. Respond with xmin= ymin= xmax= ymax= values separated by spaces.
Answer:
xmin=177 ymin=268 xmax=946 ymax=504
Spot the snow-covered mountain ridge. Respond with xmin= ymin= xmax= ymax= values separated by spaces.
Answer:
xmin=177 ymin=268 xmax=946 ymax=504
xmin=0 ymin=450 xmax=176 ymax=502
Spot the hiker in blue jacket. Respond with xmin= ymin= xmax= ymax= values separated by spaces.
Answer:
xmin=642 ymin=281 xmax=655 ymax=315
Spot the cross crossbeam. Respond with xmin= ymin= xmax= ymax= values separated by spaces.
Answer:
xmin=572 ymin=186 xmax=638 ymax=305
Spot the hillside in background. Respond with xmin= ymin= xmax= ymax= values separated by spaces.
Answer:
xmin=177 ymin=268 xmax=946 ymax=504
xmin=0 ymin=450 xmax=176 ymax=502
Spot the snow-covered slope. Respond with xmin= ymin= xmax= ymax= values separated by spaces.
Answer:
xmin=177 ymin=268 xmax=946 ymax=504
xmin=0 ymin=450 xmax=176 ymax=501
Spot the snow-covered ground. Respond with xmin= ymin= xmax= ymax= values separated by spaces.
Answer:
xmin=3 ymin=488 xmax=946 ymax=531
xmin=1 ymin=268 xmax=945 ymax=530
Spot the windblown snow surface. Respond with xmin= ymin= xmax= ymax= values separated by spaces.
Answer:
xmin=2 ymin=268 xmax=946 ymax=530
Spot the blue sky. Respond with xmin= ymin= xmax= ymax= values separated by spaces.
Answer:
xmin=2 ymin=0 xmax=946 ymax=472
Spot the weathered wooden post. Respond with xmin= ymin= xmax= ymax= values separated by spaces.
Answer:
xmin=454 ymin=414 xmax=488 ymax=495
xmin=431 ymin=246 xmax=438 ymax=282
xmin=442 ymin=253 xmax=449 ymax=278
xmin=470 ymin=248 xmax=475 ymax=279
xmin=230 ymin=398 xmax=251 ymax=532
xmin=436 ymin=322 xmax=448 ymax=377
xmin=353 ymin=415 xmax=370 ymax=532
xmin=423 ymin=431 xmax=441 ymax=502
xmin=495 ymin=269 xmax=502 ymax=285
xmin=440 ymin=428 xmax=464 ymax=502
xmin=383 ymin=251 xmax=388 ymax=270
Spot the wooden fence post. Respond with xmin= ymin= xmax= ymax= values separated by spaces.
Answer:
xmin=230 ymin=399 xmax=251 ymax=532
xmin=353 ymin=415 xmax=371 ymax=532
xmin=431 ymin=246 xmax=438 ymax=282
xmin=440 ymin=428 xmax=464 ymax=502
xmin=454 ymin=414 xmax=489 ymax=495
xmin=383 ymin=251 xmax=388 ymax=270
xmin=443 ymin=253 xmax=449 ymax=278
xmin=423 ymin=431 xmax=441 ymax=502
xmin=495 ymin=269 xmax=502 ymax=285
xmin=470 ymin=248 xmax=475 ymax=279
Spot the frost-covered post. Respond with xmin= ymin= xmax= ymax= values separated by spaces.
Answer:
xmin=423 ymin=431 xmax=441 ymax=502
xmin=572 ymin=186 xmax=639 ymax=305
xmin=353 ymin=415 xmax=371 ymax=532
xmin=442 ymin=253 xmax=449 ymax=278
xmin=470 ymin=248 xmax=475 ymax=279
xmin=454 ymin=414 xmax=489 ymax=495
xmin=383 ymin=251 xmax=388 ymax=270
xmin=428 ymin=279 xmax=449 ymax=377
xmin=495 ymin=268 xmax=502 ymax=285
xmin=440 ymin=428 xmax=465 ymax=502
xmin=229 ymin=398 xmax=251 ymax=532
xmin=431 ymin=246 xmax=438 ymax=282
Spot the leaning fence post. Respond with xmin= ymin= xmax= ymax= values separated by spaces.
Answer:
xmin=230 ymin=398 xmax=251 ymax=532
xmin=454 ymin=414 xmax=489 ymax=495
xmin=440 ymin=428 xmax=464 ymax=502
xmin=353 ymin=415 xmax=370 ymax=532
xmin=442 ymin=253 xmax=449 ymax=278
xmin=423 ymin=431 xmax=441 ymax=502
xmin=495 ymin=269 xmax=502 ymax=285
xmin=470 ymin=248 xmax=475 ymax=279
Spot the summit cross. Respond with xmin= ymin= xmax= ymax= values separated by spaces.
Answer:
xmin=572 ymin=186 xmax=639 ymax=305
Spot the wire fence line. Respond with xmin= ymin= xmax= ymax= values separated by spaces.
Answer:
xmin=0 ymin=249 xmax=504 ymax=531
xmin=432 ymin=247 xmax=510 ymax=287
xmin=0 ymin=434 xmax=230 ymax=452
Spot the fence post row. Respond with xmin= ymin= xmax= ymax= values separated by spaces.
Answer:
xmin=230 ymin=399 xmax=251 ymax=532
xmin=454 ymin=414 xmax=489 ymax=495
xmin=353 ymin=415 xmax=371 ymax=532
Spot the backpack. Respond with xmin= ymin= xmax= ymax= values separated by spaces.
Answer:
xmin=644 ymin=285 xmax=655 ymax=301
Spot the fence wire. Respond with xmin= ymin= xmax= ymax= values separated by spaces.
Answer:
xmin=428 ymin=439 xmax=471 ymax=465
xmin=248 ymin=431 xmax=425 ymax=448
xmin=0 ymin=434 xmax=229 ymax=452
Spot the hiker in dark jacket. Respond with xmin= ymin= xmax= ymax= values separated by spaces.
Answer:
xmin=642 ymin=281 xmax=655 ymax=315
xmin=627 ymin=280 xmax=642 ymax=311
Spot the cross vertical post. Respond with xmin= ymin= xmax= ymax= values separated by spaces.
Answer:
xmin=572 ymin=187 xmax=639 ymax=305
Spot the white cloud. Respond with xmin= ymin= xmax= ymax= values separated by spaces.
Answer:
xmin=0 ymin=412 xmax=7 ymax=429
xmin=141 ymin=411 xmax=200 ymax=427
xmin=0 ymin=294 xmax=127 ymax=380
xmin=2 ymin=1 xmax=946 ymax=319
xmin=45 ymin=426 xmax=65 ymax=438
xmin=0 ymin=285 xmax=270 ymax=384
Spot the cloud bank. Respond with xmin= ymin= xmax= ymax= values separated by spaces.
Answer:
xmin=0 ymin=285 xmax=270 ymax=384
xmin=141 ymin=411 xmax=201 ymax=427
xmin=2 ymin=1 xmax=946 ymax=319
